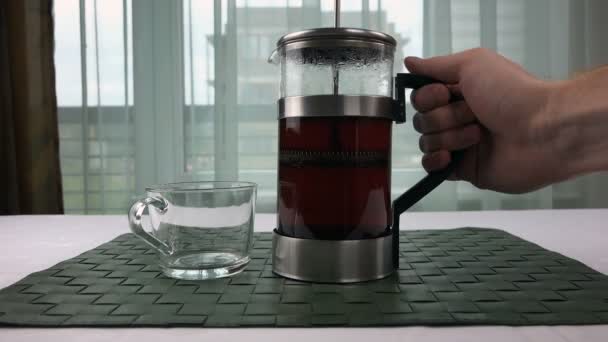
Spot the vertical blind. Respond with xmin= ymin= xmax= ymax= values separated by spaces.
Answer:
xmin=54 ymin=0 xmax=608 ymax=214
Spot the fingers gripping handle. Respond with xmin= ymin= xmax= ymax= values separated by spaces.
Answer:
xmin=392 ymin=73 xmax=465 ymax=266
xmin=394 ymin=73 xmax=464 ymax=123
xmin=128 ymin=197 xmax=171 ymax=255
xmin=394 ymin=74 xmax=441 ymax=123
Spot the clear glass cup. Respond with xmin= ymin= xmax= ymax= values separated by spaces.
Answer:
xmin=128 ymin=181 xmax=256 ymax=280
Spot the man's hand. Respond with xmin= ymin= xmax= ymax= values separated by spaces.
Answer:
xmin=406 ymin=48 xmax=569 ymax=193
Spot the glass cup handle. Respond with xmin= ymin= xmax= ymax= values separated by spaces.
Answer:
xmin=128 ymin=197 xmax=171 ymax=255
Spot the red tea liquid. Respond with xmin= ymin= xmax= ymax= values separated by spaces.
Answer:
xmin=278 ymin=116 xmax=392 ymax=240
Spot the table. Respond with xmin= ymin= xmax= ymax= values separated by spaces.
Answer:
xmin=1 ymin=209 xmax=608 ymax=341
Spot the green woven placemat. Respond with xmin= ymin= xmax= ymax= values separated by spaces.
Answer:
xmin=2 ymin=228 xmax=608 ymax=327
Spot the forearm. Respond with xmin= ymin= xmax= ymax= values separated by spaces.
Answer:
xmin=545 ymin=66 xmax=608 ymax=178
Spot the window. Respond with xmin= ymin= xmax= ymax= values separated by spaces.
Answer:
xmin=55 ymin=0 xmax=606 ymax=214
xmin=55 ymin=0 xmax=426 ymax=214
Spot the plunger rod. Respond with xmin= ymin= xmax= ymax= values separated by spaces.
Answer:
xmin=333 ymin=0 xmax=340 ymax=94
xmin=335 ymin=0 xmax=340 ymax=28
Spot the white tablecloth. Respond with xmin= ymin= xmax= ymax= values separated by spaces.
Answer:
xmin=1 ymin=209 xmax=608 ymax=341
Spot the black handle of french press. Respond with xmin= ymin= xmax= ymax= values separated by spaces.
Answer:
xmin=391 ymin=73 xmax=465 ymax=267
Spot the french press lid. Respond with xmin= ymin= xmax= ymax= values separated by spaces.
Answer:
xmin=276 ymin=27 xmax=396 ymax=50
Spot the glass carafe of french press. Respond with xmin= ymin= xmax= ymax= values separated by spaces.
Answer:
xmin=270 ymin=28 xmax=460 ymax=283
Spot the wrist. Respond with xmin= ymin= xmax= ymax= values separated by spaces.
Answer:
xmin=542 ymin=78 xmax=608 ymax=179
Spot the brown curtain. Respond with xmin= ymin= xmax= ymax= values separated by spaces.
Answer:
xmin=0 ymin=0 xmax=63 ymax=214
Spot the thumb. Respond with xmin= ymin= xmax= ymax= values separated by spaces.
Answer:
xmin=405 ymin=50 xmax=471 ymax=84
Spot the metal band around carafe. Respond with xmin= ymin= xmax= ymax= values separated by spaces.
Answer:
xmin=278 ymin=95 xmax=396 ymax=120
xmin=272 ymin=230 xmax=394 ymax=283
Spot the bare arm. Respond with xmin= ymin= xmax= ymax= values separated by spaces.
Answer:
xmin=546 ymin=66 xmax=608 ymax=178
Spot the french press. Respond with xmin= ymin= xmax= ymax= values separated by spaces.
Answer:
xmin=269 ymin=27 xmax=461 ymax=283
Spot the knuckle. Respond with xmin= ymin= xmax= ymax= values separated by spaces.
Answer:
xmin=444 ymin=131 xmax=459 ymax=147
xmin=418 ymin=113 xmax=436 ymax=133
xmin=443 ymin=129 xmax=467 ymax=150
xmin=453 ymin=126 xmax=479 ymax=148
xmin=416 ymin=84 xmax=450 ymax=111
xmin=467 ymin=124 xmax=482 ymax=141
xmin=451 ymin=102 xmax=468 ymax=123
xmin=422 ymin=152 xmax=443 ymax=171
xmin=428 ymin=83 xmax=445 ymax=97
xmin=471 ymin=47 xmax=488 ymax=57
xmin=426 ymin=106 xmax=450 ymax=132
xmin=420 ymin=134 xmax=437 ymax=153
xmin=430 ymin=84 xmax=450 ymax=103
xmin=430 ymin=134 xmax=443 ymax=152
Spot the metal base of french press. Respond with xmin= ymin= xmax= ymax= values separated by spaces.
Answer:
xmin=272 ymin=230 xmax=394 ymax=283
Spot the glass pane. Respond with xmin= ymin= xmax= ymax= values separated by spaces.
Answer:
xmin=497 ymin=0 xmax=525 ymax=66
xmin=184 ymin=0 xmax=215 ymax=178
xmin=55 ymin=0 xmax=82 ymax=107
xmin=55 ymin=0 xmax=134 ymax=213
xmin=451 ymin=0 xmax=480 ymax=52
